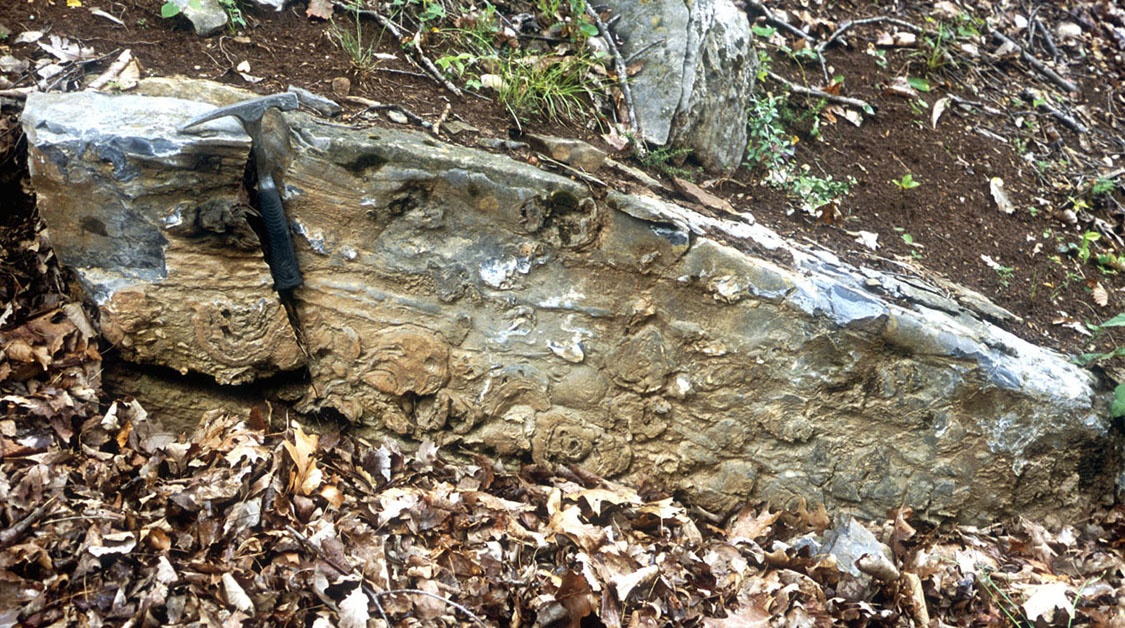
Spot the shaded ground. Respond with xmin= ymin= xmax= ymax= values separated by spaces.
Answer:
xmin=2 ymin=0 xmax=1125 ymax=626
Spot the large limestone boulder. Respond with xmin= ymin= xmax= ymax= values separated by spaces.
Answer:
xmin=608 ymin=0 xmax=757 ymax=174
xmin=21 ymin=83 xmax=1123 ymax=523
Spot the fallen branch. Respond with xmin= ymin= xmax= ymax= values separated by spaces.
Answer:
xmin=625 ymin=37 xmax=666 ymax=65
xmin=767 ymin=70 xmax=875 ymax=112
xmin=432 ymin=102 xmax=452 ymax=136
xmin=1033 ymin=18 xmax=1060 ymax=60
xmin=1021 ymin=88 xmax=1089 ymax=134
xmin=87 ymin=48 xmax=133 ymax=91
xmin=744 ymin=1 xmax=815 ymax=42
xmin=583 ymin=2 xmax=641 ymax=144
xmin=0 ymin=495 xmax=59 ymax=549
xmin=990 ymin=28 xmax=1079 ymax=93
xmin=817 ymin=16 xmax=922 ymax=53
xmin=410 ymin=30 xmax=463 ymax=97
xmin=536 ymin=153 xmax=608 ymax=188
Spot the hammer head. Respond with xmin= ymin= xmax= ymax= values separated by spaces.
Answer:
xmin=180 ymin=92 xmax=300 ymax=132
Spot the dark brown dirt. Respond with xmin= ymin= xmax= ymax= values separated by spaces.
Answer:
xmin=3 ymin=0 xmax=1125 ymax=361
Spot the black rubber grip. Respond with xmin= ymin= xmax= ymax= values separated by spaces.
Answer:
xmin=257 ymin=174 xmax=303 ymax=291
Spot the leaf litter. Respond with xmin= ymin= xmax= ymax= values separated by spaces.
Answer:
xmin=3 ymin=379 xmax=1125 ymax=626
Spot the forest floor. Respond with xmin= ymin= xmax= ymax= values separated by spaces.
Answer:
xmin=1 ymin=0 xmax=1125 ymax=625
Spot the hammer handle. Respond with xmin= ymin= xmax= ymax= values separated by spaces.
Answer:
xmin=258 ymin=174 xmax=303 ymax=291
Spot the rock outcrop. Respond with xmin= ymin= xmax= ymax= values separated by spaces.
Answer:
xmin=608 ymin=0 xmax=757 ymax=174
xmin=22 ymin=81 xmax=1123 ymax=523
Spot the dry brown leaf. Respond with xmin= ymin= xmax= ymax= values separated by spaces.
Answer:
xmin=222 ymin=573 xmax=255 ymax=614
xmin=338 ymin=586 xmax=370 ymax=628
xmin=990 ymin=177 xmax=1014 ymax=214
xmin=306 ymin=0 xmax=333 ymax=19
xmin=703 ymin=601 xmax=771 ymax=627
xmin=728 ymin=505 xmax=781 ymax=541
xmin=884 ymin=76 xmax=920 ymax=98
xmin=1093 ymin=282 xmax=1109 ymax=306
xmin=283 ymin=423 xmax=322 ymax=495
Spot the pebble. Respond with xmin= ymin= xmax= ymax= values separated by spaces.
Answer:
xmin=331 ymin=76 xmax=351 ymax=97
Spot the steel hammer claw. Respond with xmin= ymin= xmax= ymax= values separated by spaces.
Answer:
xmin=181 ymin=93 xmax=303 ymax=291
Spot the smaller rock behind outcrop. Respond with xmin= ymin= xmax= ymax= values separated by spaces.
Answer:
xmin=609 ymin=0 xmax=756 ymax=174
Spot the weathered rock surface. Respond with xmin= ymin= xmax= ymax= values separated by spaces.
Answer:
xmin=22 ymin=90 xmax=304 ymax=385
xmin=22 ymin=82 xmax=1123 ymax=523
xmin=169 ymin=0 xmax=228 ymax=37
xmin=608 ymin=0 xmax=757 ymax=173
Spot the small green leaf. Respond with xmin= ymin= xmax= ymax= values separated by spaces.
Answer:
xmin=160 ymin=1 xmax=182 ymax=18
xmin=752 ymin=24 xmax=777 ymax=38
xmin=579 ymin=23 xmax=599 ymax=38
xmin=1113 ymin=383 xmax=1125 ymax=418
xmin=901 ymin=233 xmax=914 ymax=244
xmin=1098 ymin=313 xmax=1125 ymax=328
xmin=907 ymin=77 xmax=931 ymax=92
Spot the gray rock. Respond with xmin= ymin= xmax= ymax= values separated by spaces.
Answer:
xmin=524 ymin=133 xmax=606 ymax=171
xmin=820 ymin=518 xmax=898 ymax=582
xmin=24 ymin=80 xmax=1123 ymax=524
xmin=608 ymin=0 xmax=756 ymax=173
xmin=246 ymin=0 xmax=288 ymax=10
xmin=287 ymin=85 xmax=341 ymax=117
xmin=170 ymin=0 xmax=228 ymax=37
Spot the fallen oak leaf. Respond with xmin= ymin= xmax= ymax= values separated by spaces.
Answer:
xmin=306 ymin=0 xmax=333 ymax=19
xmin=338 ymin=586 xmax=371 ymax=628
xmin=990 ymin=177 xmax=1014 ymax=214
xmin=284 ymin=423 xmax=322 ymax=495
xmin=222 ymin=572 xmax=255 ymax=614
xmin=1021 ymin=582 xmax=1073 ymax=625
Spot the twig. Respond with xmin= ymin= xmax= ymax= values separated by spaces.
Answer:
xmin=286 ymin=525 xmax=388 ymax=624
xmin=0 ymin=495 xmax=60 ymax=549
xmin=88 ymin=49 xmax=134 ymax=91
xmin=1034 ymin=18 xmax=1060 ymax=60
xmin=990 ymin=28 xmax=1079 ymax=93
xmin=744 ymin=1 xmax=815 ymax=43
xmin=330 ymin=1 xmax=462 ymax=97
xmin=374 ymin=589 xmax=487 ymax=627
xmin=432 ymin=102 xmax=452 ymax=136
xmin=766 ymin=70 xmax=875 ymax=112
xmin=367 ymin=103 xmax=432 ymax=127
xmin=1021 ymin=88 xmax=1089 ymax=134
xmin=817 ymin=16 xmax=921 ymax=53
xmin=947 ymin=94 xmax=1005 ymax=116
xmin=535 ymin=153 xmax=608 ymax=187
xmin=625 ymin=38 xmax=666 ymax=65
xmin=373 ymin=66 xmax=427 ymax=79
xmin=410 ymin=30 xmax=463 ymax=97
xmin=583 ymin=2 xmax=641 ymax=145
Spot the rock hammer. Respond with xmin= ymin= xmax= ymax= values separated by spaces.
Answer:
xmin=180 ymin=92 xmax=303 ymax=291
